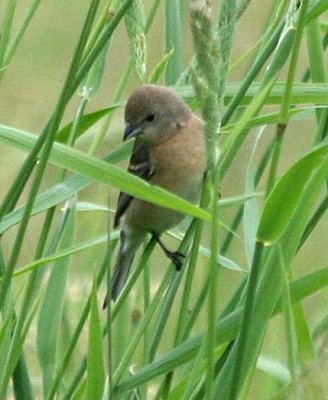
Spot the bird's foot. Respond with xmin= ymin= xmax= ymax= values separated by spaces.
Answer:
xmin=164 ymin=250 xmax=185 ymax=270
xmin=152 ymin=233 xmax=185 ymax=270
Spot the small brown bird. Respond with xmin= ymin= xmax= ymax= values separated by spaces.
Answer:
xmin=108 ymin=84 xmax=206 ymax=302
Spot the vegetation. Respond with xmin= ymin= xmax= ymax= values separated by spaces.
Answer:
xmin=0 ymin=0 xmax=328 ymax=398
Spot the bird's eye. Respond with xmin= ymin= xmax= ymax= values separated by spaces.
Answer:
xmin=145 ymin=114 xmax=156 ymax=122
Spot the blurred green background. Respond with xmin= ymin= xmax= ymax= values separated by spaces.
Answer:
xmin=1 ymin=0 xmax=328 ymax=397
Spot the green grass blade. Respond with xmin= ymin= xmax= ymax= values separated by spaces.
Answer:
xmin=0 ymin=300 xmax=39 ymax=399
xmin=0 ymin=125 xmax=210 ymax=222
xmin=219 ymin=78 xmax=276 ymax=178
xmin=3 ymin=0 xmax=43 ymax=68
xmin=0 ymin=0 xmax=18 ymax=74
xmin=278 ymin=249 xmax=300 ymax=398
xmin=215 ymin=153 xmax=328 ymax=398
xmin=12 ymin=232 xmax=118 ymax=279
xmin=220 ymin=20 xmax=284 ymax=125
xmin=87 ymin=283 xmax=105 ymax=400
xmin=12 ymin=356 xmax=33 ymax=400
xmin=257 ymin=143 xmax=328 ymax=244
xmin=306 ymin=0 xmax=328 ymax=22
xmin=113 ymin=263 xmax=328 ymax=396
xmin=165 ymin=0 xmax=183 ymax=84
xmin=177 ymin=82 xmax=328 ymax=106
xmin=0 ymin=140 xmax=133 ymax=234
xmin=37 ymin=202 xmax=76 ymax=396
xmin=244 ymin=132 xmax=262 ymax=265
xmin=56 ymin=104 xmax=122 ymax=143
xmin=45 ymin=243 xmax=114 ymax=400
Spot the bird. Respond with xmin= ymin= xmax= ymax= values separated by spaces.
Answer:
xmin=106 ymin=84 xmax=206 ymax=304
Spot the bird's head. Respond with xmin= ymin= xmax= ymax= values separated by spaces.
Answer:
xmin=123 ymin=85 xmax=191 ymax=145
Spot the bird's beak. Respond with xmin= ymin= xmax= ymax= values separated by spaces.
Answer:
xmin=124 ymin=123 xmax=143 ymax=140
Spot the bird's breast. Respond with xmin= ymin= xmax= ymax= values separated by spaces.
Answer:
xmin=122 ymin=115 xmax=206 ymax=234
xmin=150 ymin=115 xmax=206 ymax=183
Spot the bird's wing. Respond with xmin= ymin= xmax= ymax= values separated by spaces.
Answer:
xmin=114 ymin=142 xmax=155 ymax=228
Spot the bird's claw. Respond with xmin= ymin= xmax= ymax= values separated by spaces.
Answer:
xmin=165 ymin=250 xmax=185 ymax=270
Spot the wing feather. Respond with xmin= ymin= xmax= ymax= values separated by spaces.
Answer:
xmin=114 ymin=142 xmax=155 ymax=228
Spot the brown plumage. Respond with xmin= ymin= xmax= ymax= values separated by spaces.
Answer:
xmin=107 ymin=84 xmax=206 ymax=303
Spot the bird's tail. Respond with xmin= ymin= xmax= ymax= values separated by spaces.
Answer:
xmin=103 ymin=231 xmax=143 ymax=307
xmin=111 ymin=243 xmax=135 ymax=301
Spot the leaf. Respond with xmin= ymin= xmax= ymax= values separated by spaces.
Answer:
xmin=75 ymin=202 xmax=111 ymax=212
xmin=176 ymin=82 xmax=328 ymax=107
xmin=257 ymin=355 xmax=291 ymax=384
xmin=114 ymin=266 xmax=328 ymax=396
xmin=0 ymin=140 xmax=133 ymax=234
xmin=81 ymin=41 xmax=111 ymax=98
xmin=244 ymin=130 xmax=263 ymax=265
xmin=56 ymin=104 xmax=122 ymax=142
xmin=257 ymin=143 xmax=328 ymax=244
xmin=219 ymin=77 xmax=276 ymax=178
xmin=149 ymin=49 xmax=174 ymax=83
xmin=0 ymin=124 xmax=210 ymax=222
xmin=221 ymin=106 xmax=328 ymax=133
xmin=87 ymin=283 xmax=105 ymax=400
xmin=11 ymin=232 xmax=119 ymax=279
xmin=0 ymin=299 xmax=39 ymax=398
xmin=198 ymin=245 xmax=245 ymax=272
xmin=167 ymin=231 xmax=244 ymax=271
xmin=306 ymin=0 xmax=328 ymax=23
xmin=218 ymin=192 xmax=263 ymax=208
xmin=37 ymin=201 xmax=76 ymax=396
xmin=214 ymin=151 xmax=328 ymax=398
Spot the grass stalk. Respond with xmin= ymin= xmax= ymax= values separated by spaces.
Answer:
xmin=148 ymin=225 xmax=196 ymax=362
xmin=0 ymin=0 xmax=18 ymax=77
xmin=267 ymin=0 xmax=310 ymax=192
xmin=0 ymin=0 xmax=102 ymax=313
xmin=227 ymin=241 xmax=264 ymax=400
xmin=165 ymin=0 xmax=183 ymax=84
xmin=278 ymin=247 xmax=300 ymax=398
xmin=2 ymin=0 xmax=44 ymax=73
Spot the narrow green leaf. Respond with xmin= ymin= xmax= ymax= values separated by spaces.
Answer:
xmin=55 ymin=104 xmax=122 ymax=143
xmin=37 ymin=202 xmax=76 ymax=396
xmin=244 ymin=131 xmax=262 ymax=265
xmin=0 ymin=125 xmax=210 ymax=222
xmin=167 ymin=231 xmax=244 ymax=271
xmin=0 ymin=0 xmax=17 ymax=72
xmin=2 ymin=0 xmax=43 ymax=69
xmin=149 ymin=49 xmax=174 ymax=83
xmin=114 ymin=265 xmax=328 ymax=395
xmin=165 ymin=0 xmax=183 ymax=84
xmin=0 ymin=306 xmax=14 ymax=353
xmin=222 ymin=106 xmax=328 ymax=132
xmin=87 ymin=283 xmax=105 ymax=400
xmin=256 ymin=356 xmax=291 ymax=384
xmin=75 ymin=202 xmax=111 ymax=212
xmin=81 ymin=41 xmax=111 ymax=98
xmin=198 ymin=245 xmax=245 ymax=272
xmin=0 ymin=140 xmax=133 ymax=234
xmin=218 ymin=192 xmax=263 ymax=208
xmin=306 ymin=0 xmax=328 ymax=23
xmin=176 ymin=82 xmax=328 ymax=106
xmin=278 ymin=248 xmax=299 ymax=396
xmin=257 ymin=143 xmax=328 ymax=243
xmin=219 ymin=78 xmax=276 ymax=178
xmin=12 ymin=355 xmax=33 ymax=400
xmin=0 ymin=299 xmax=39 ymax=399
xmin=216 ymin=143 xmax=328 ymax=398
xmin=261 ymin=27 xmax=296 ymax=85
xmin=12 ymin=232 xmax=118 ymax=279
